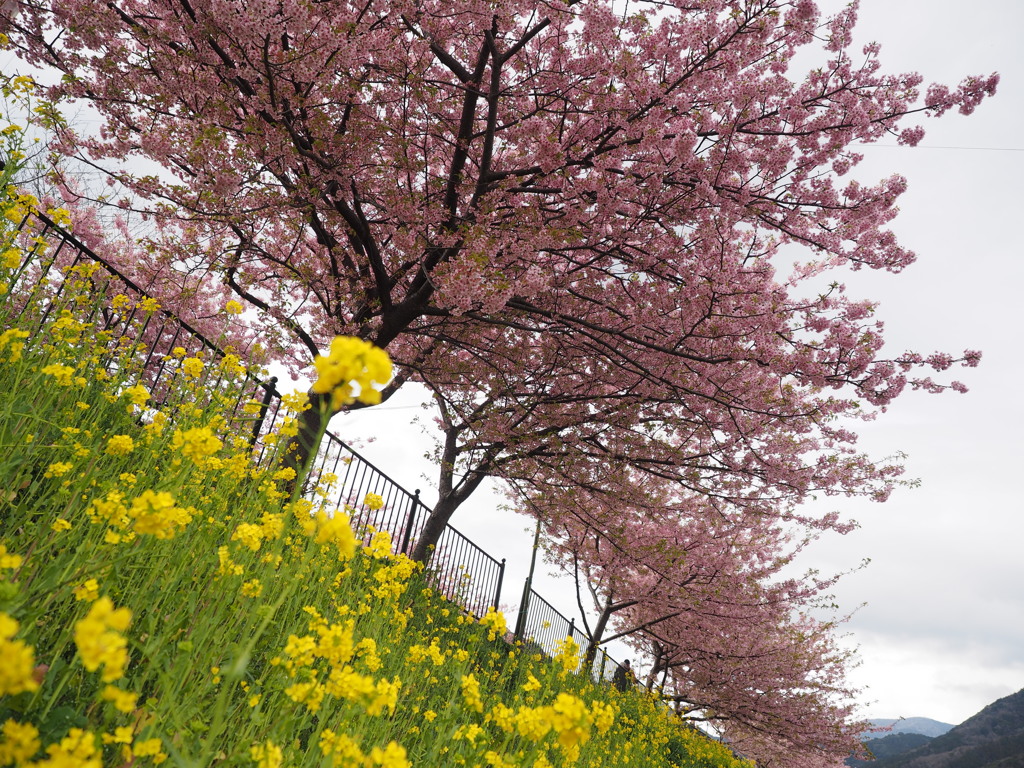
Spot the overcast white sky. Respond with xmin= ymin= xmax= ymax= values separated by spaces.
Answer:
xmin=331 ymin=0 xmax=1024 ymax=727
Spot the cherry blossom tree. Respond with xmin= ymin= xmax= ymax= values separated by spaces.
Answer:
xmin=407 ymin=309 xmax=904 ymax=562
xmin=0 ymin=0 xmax=993 ymax=481
xmin=528 ymin=478 xmax=867 ymax=766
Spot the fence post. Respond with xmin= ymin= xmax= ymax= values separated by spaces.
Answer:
xmin=399 ymin=489 xmax=419 ymax=556
xmin=248 ymin=376 xmax=278 ymax=449
xmin=513 ymin=577 xmax=531 ymax=640
xmin=600 ymin=649 xmax=608 ymax=681
xmin=492 ymin=558 xmax=505 ymax=611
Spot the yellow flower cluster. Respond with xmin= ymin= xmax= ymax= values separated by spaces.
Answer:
xmin=101 ymin=684 xmax=139 ymax=714
xmin=105 ymin=434 xmax=135 ymax=456
xmin=251 ymin=740 xmax=283 ymax=768
xmin=461 ymin=673 xmax=484 ymax=713
xmin=129 ymin=490 xmax=194 ymax=539
xmin=171 ymin=425 xmax=223 ymax=463
xmin=121 ymin=383 xmax=150 ymax=407
xmin=364 ymin=530 xmax=393 ymax=560
xmin=73 ymin=578 xmax=100 ymax=602
xmin=553 ymin=636 xmax=581 ymax=676
xmin=0 ymin=613 xmax=39 ymax=696
xmin=0 ymin=328 xmax=28 ymax=361
xmin=277 ymin=610 xmax=402 ymax=718
xmin=41 ymin=362 xmax=82 ymax=387
xmin=131 ymin=737 xmax=168 ymax=763
xmin=311 ymin=511 xmax=358 ymax=561
xmin=74 ymin=597 xmax=132 ymax=682
xmin=487 ymin=693 xmax=615 ymax=752
xmin=181 ymin=356 xmax=204 ymax=378
xmin=0 ymin=544 xmax=22 ymax=570
xmin=0 ymin=719 xmax=40 ymax=765
xmin=37 ymin=728 xmax=101 ymax=768
xmin=319 ymin=731 xmax=410 ymax=768
xmin=406 ymin=640 xmax=447 ymax=667
xmin=479 ymin=608 xmax=508 ymax=642
xmin=311 ymin=336 xmax=392 ymax=410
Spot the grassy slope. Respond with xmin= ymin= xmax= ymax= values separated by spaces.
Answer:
xmin=0 ymin=229 xmax=749 ymax=768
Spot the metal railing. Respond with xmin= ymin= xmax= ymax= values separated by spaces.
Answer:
xmin=4 ymin=210 xmax=516 ymax=606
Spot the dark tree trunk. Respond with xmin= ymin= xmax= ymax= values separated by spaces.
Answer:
xmin=409 ymin=494 xmax=461 ymax=564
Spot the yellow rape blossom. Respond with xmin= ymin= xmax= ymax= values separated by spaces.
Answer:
xmin=311 ymin=336 xmax=392 ymax=410
xmin=461 ymin=673 xmax=484 ymax=713
xmin=0 ymin=613 xmax=39 ymax=696
xmin=1 ymin=248 xmax=21 ymax=269
xmin=364 ymin=529 xmax=392 ymax=559
xmin=38 ymin=728 xmax=100 ymax=768
xmin=548 ymin=693 xmax=593 ymax=749
xmin=122 ymin=384 xmax=150 ymax=407
xmin=102 ymin=726 xmax=134 ymax=745
xmin=313 ymin=511 xmax=357 ymax=560
xmin=367 ymin=742 xmax=410 ymax=768
xmin=407 ymin=640 xmax=446 ymax=667
xmin=181 ymin=356 xmax=204 ymax=378
xmin=319 ymin=730 xmax=364 ymax=765
xmin=355 ymin=637 xmax=382 ymax=672
xmin=284 ymin=681 xmax=325 ymax=713
xmin=488 ymin=702 xmax=516 ymax=734
xmin=250 ymin=741 xmax=282 ymax=768
xmin=0 ymin=329 xmax=28 ymax=361
xmin=171 ymin=425 xmax=222 ymax=463
xmin=232 ymin=523 xmax=264 ymax=552
xmin=73 ymin=579 xmax=100 ymax=602
xmin=74 ymin=597 xmax=132 ymax=682
xmin=217 ymin=546 xmax=243 ymax=577
xmin=479 ymin=607 xmax=508 ymax=641
xmin=0 ymin=719 xmax=40 ymax=765
xmin=515 ymin=705 xmax=553 ymax=742
xmin=41 ymin=363 xmax=76 ymax=386
xmin=363 ymin=492 xmax=384 ymax=510
xmin=324 ymin=664 xmax=375 ymax=701
xmin=128 ymin=490 xmax=193 ymax=539
xmin=44 ymin=461 xmax=72 ymax=478
xmin=101 ymin=684 xmax=138 ymax=713
xmin=591 ymin=700 xmax=617 ymax=735
xmin=132 ymin=737 xmax=168 ymax=764
xmin=0 ymin=546 xmax=22 ymax=570
xmin=366 ymin=676 xmax=401 ymax=716
xmin=484 ymin=750 xmax=515 ymax=768
xmin=105 ymin=434 xmax=135 ymax=456
xmin=553 ymin=636 xmax=581 ymax=676
xmin=453 ymin=723 xmax=485 ymax=744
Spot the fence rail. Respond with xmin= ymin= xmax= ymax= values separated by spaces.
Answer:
xmin=4 ymin=208 xmax=634 ymax=684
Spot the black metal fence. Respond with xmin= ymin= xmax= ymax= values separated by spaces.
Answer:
xmin=2 ymin=208 xmax=633 ymax=681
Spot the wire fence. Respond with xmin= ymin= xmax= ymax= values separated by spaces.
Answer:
xmin=4 ymin=208 xmax=634 ymax=683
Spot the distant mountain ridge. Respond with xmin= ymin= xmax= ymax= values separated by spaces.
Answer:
xmin=848 ymin=733 xmax=936 ymax=767
xmin=870 ymin=719 xmax=957 ymax=739
xmin=867 ymin=688 xmax=1024 ymax=768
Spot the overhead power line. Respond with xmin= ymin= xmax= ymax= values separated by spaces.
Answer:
xmin=857 ymin=143 xmax=1024 ymax=152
